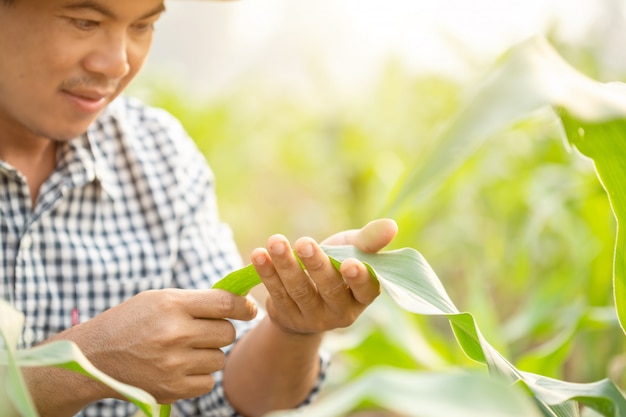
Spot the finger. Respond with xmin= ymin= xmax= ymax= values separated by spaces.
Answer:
xmin=294 ymin=237 xmax=352 ymax=304
xmin=189 ymin=318 xmax=236 ymax=349
xmin=340 ymin=258 xmax=380 ymax=305
xmin=185 ymin=374 xmax=217 ymax=396
xmin=354 ymin=218 xmax=398 ymax=253
xmin=320 ymin=228 xmax=358 ymax=247
xmin=251 ymin=246 xmax=299 ymax=312
xmin=264 ymin=235 xmax=318 ymax=308
xmin=151 ymin=349 xmax=224 ymax=402
xmin=183 ymin=348 xmax=227 ymax=376
xmin=160 ymin=374 xmax=217 ymax=403
xmin=321 ymin=218 xmax=398 ymax=253
xmin=182 ymin=289 xmax=258 ymax=321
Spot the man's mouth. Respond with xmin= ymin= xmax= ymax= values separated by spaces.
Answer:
xmin=62 ymin=88 xmax=114 ymax=114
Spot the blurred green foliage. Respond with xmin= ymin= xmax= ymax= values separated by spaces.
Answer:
xmin=131 ymin=45 xmax=625 ymax=409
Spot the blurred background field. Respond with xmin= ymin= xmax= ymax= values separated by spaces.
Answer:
xmin=129 ymin=0 xmax=626 ymax=412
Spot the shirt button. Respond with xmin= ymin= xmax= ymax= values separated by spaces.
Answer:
xmin=21 ymin=235 xmax=32 ymax=250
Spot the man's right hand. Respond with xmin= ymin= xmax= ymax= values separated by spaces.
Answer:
xmin=24 ymin=289 xmax=258 ymax=416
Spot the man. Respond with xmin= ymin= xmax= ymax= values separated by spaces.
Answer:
xmin=0 ymin=0 xmax=398 ymax=416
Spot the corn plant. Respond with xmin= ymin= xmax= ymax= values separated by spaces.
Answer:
xmin=215 ymin=35 xmax=626 ymax=416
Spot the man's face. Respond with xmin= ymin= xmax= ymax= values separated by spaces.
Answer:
xmin=0 ymin=0 xmax=165 ymax=142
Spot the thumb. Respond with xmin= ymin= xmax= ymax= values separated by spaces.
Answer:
xmin=322 ymin=218 xmax=398 ymax=253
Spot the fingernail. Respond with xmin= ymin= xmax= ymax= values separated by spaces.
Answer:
xmin=298 ymin=242 xmax=314 ymax=258
xmin=253 ymin=254 xmax=266 ymax=265
xmin=270 ymin=242 xmax=286 ymax=255
xmin=345 ymin=266 xmax=358 ymax=278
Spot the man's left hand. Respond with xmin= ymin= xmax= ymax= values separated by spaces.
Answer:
xmin=250 ymin=219 xmax=398 ymax=334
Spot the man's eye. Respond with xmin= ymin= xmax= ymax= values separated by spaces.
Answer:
xmin=70 ymin=18 xmax=100 ymax=31
xmin=132 ymin=22 xmax=155 ymax=34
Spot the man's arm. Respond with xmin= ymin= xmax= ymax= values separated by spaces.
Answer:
xmin=223 ymin=219 xmax=398 ymax=417
xmin=17 ymin=289 xmax=258 ymax=417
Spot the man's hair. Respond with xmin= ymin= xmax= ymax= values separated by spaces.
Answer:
xmin=1 ymin=0 xmax=14 ymax=5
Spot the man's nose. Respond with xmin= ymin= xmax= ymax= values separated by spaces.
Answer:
xmin=83 ymin=32 xmax=130 ymax=80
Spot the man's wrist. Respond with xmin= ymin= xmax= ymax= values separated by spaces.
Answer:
xmin=21 ymin=365 xmax=110 ymax=417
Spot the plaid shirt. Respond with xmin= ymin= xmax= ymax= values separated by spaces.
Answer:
xmin=0 ymin=96 xmax=323 ymax=417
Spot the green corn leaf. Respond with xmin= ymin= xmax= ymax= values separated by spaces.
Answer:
xmin=159 ymin=404 xmax=172 ymax=417
xmin=322 ymin=245 xmax=626 ymax=417
xmin=0 ymin=299 xmax=165 ymax=417
xmin=212 ymin=250 xmax=310 ymax=296
xmin=385 ymin=35 xmax=626 ymax=333
xmin=557 ymin=113 xmax=626 ymax=335
xmin=386 ymin=35 xmax=626 ymax=214
xmin=12 ymin=342 xmax=161 ymax=417
xmin=212 ymin=263 xmax=261 ymax=295
xmin=0 ymin=301 xmax=38 ymax=417
xmin=266 ymin=367 xmax=544 ymax=417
